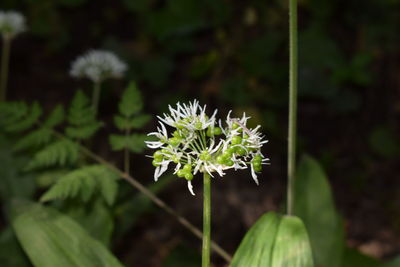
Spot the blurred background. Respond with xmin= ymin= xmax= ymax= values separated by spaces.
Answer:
xmin=1 ymin=0 xmax=400 ymax=266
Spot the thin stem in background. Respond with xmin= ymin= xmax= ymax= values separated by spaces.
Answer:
xmin=49 ymin=128 xmax=232 ymax=263
xmin=0 ymin=37 xmax=11 ymax=102
xmin=287 ymin=0 xmax=298 ymax=215
xmin=202 ymin=172 xmax=211 ymax=267
xmin=92 ymin=81 xmax=101 ymax=117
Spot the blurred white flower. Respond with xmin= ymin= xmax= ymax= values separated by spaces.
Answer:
xmin=146 ymin=100 xmax=269 ymax=195
xmin=70 ymin=50 xmax=127 ymax=83
xmin=0 ymin=11 xmax=26 ymax=38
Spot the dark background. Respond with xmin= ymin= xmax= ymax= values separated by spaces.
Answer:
xmin=1 ymin=0 xmax=400 ymax=266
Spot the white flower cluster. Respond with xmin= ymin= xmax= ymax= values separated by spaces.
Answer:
xmin=70 ymin=50 xmax=127 ymax=83
xmin=0 ymin=11 xmax=26 ymax=38
xmin=146 ymin=100 xmax=269 ymax=195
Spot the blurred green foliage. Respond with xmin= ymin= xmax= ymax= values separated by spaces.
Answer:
xmin=1 ymin=0 xmax=400 ymax=265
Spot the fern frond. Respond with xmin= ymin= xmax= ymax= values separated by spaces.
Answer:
xmin=40 ymin=165 xmax=119 ymax=205
xmin=12 ymin=105 xmax=64 ymax=152
xmin=66 ymin=90 xmax=102 ymax=140
xmin=43 ymin=104 xmax=65 ymax=128
xmin=118 ymin=82 xmax=143 ymax=117
xmin=25 ymin=139 xmax=79 ymax=171
xmin=114 ymin=114 xmax=151 ymax=131
xmin=109 ymin=133 xmax=148 ymax=153
xmin=13 ymin=128 xmax=53 ymax=152
xmin=65 ymin=123 xmax=102 ymax=140
xmin=0 ymin=102 xmax=42 ymax=133
xmin=0 ymin=101 xmax=29 ymax=126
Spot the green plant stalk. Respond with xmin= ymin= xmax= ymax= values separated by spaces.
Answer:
xmin=0 ymin=37 xmax=11 ymax=102
xmin=92 ymin=81 xmax=101 ymax=117
xmin=202 ymin=172 xmax=211 ymax=267
xmin=287 ymin=0 xmax=298 ymax=216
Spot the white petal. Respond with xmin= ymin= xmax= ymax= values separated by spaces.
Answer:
xmin=250 ymin=164 xmax=259 ymax=185
xmin=187 ymin=181 xmax=195 ymax=196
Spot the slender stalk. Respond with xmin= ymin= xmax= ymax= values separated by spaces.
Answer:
xmin=202 ymin=172 xmax=211 ymax=267
xmin=287 ymin=0 xmax=298 ymax=215
xmin=0 ymin=37 xmax=12 ymax=102
xmin=92 ymin=81 xmax=101 ymax=117
xmin=48 ymin=128 xmax=232 ymax=263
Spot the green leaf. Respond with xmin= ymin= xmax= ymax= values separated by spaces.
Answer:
xmin=67 ymin=90 xmax=101 ymax=140
xmin=64 ymin=198 xmax=114 ymax=245
xmin=4 ymin=102 xmax=42 ymax=133
xmin=68 ymin=90 xmax=92 ymax=125
xmin=25 ymin=140 xmax=79 ymax=171
xmin=232 ymin=212 xmax=314 ymax=267
xmin=11 ymin=200 xmax=124 ymax=267
xmin=40 ymin=165 xmax=119 ymax=205
xmin=294 ymin=155 xmax=345 ymax=267
xmin=13 ymin=128 xmax=53 ymax=152
xmin=114 ymin=114 xmax=151 ymax=131
xmin=0 ymin=102 xmax=29 ymax=126
xmin=231 ymin=212 xmax=280 ymax=267
xmin=0 ymin=139 xmax=36 ymax=203
xmin=65 ymin=122 xmax=103 ymax=140
xmin=271 ymin=216 xmax=314 ymax=267
xmin=118 ymin=82 xmax=143 ymax=117
xmin=109 ymin=134 xmax=148 ymax=153
xmin=43 ymin=104 xmax=65 ymax=128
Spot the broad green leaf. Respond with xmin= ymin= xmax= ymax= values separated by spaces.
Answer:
xmin=11 ymin=200 xmax=124 ymax=267
xmin=0 ymin=139 xmax=35 ymax=203
xmin=231 ymin=212 xmax=280 ymax=267
xmin=64 ymin=198 xmax=114 ymax=245
xmin=232 ymin=213 xmax=314 ymax=267
xmin=118 ymin=82 xmax=143 ymax=117
xmin=271 ymin=216 xmax=314 ymax=267
xmin=342 ymin=247 xmax=380 ymax=267
xmin=294 ymin=155 xmax=345 ymax=267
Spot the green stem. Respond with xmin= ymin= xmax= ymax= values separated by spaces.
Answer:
xmin=287 ymin=0 xmax=298 ymax=215
xmin=202 ymin=172 xmax=211 ymax=267
xmin=0 ymin=37 xmax=11 ymax=102
xmin=92 ymin=81 xmax=101 ymax=117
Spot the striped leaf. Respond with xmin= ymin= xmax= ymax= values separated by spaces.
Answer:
xmin=11 ymin=200 xmax=124 ymax=267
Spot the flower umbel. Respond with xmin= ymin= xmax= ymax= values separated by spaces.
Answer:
xmin=0 ymin=11 xmax=26 ymax=39
xmin=70 ymin=50 xmax=127 ymax=83
xmin=146 ymin=100 xmax=269 ymax=195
